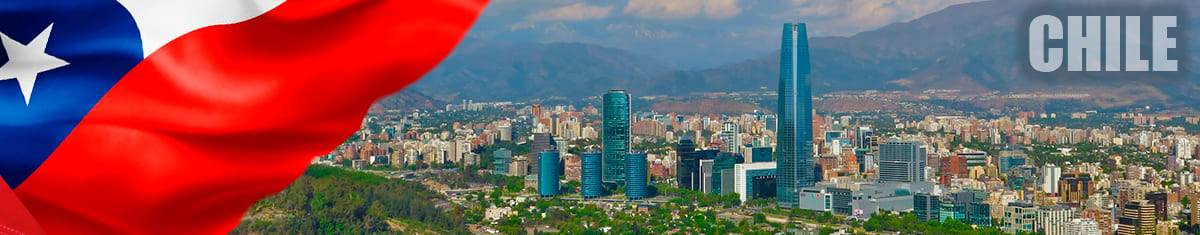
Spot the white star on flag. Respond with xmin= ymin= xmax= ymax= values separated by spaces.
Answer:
xmin=0 ymin=24 xmax=70 ymax=105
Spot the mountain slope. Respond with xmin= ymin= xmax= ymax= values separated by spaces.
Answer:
xmin=411 ymin=38 xmax=676 ymax=101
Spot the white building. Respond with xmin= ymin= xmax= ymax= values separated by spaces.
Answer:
xmin=1042 ymin=164 xmax=1062 ymax=194
xmin=1038 ymin=205 xmax=1073 ymax=235
xmin=1065 ymin=218 xmax=1101 ymax=235
xmin=733 ymin=162 xmax=777 ymax=202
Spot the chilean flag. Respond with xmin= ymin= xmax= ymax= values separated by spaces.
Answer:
xmin=0 ymin=0 xmax=487 ymax=234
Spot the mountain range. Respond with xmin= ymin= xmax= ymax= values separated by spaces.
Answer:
xmin=405 ymin=0 xmax=1200 ymax=110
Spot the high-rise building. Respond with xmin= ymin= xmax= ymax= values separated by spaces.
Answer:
xmin=733 ymin=162 xmax=777 ymax=202
xmin=712 ymin=152 xmax=736 ymax=195
xmin=1145 ymin=192 xmax=1168 ymax=220
xmin=581 ymin=152 xmax=603 ymax=198
xmin=1039 ymin=205 xmax=1074 ymax=235
xmin=854 ymin=126 xmax=873 ymax=149
xmin=603 ymin=90 xmax=631 ymax=185
xmin=498 ymin=124 xmax=513 ymax=142
xmin=625 ymin=153 xmax=648 ymax=200
xmin=1066 ymin=218 xmax=1102 ymax=235
xmin=1059 ymin=172 xmax=1094 ymax=202
xmin=493 ymin=148 xmax=512 ymax=175
xmin=718 ymin=121 xmax=741 ymax=153
xmin=538 ymin=152 xmax=560 ymax=197
xmin=1117 ymin=200 xmax=1155 ymax=235
xmin=750 ymin=147 xmax=773 ymax=163
xmin=676 ymin=135 xmax=699 ymax=190
xmin=1043 ymin=164 xmax=1062 ymax=194
xmin=530 ymin=133 xmax=557 ymax=176
xmin=700 ymin=159 xmax=714 ymax=194
xmin=776 ymin=22 xmax=816 ymax=208
xmin=914 ymin=193 xmax=941 ymax=222
xmin=940 ymin=155 xmax=967 ymax=177
xmin=764 ymin=115 xmax=777 ymax=132
xmin=878 ymin=139 xmax=926 ymax=183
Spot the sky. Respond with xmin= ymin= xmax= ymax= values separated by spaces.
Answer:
xmin=461 ymin=0 xmax=993 ymax=68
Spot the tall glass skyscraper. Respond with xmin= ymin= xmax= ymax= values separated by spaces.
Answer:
xmin=776 ymin=23 xmax=815 ymax=208
xmin=581 ymin=152 xmax=604 ymax=198
xmin=603 ymin=90 xmax=631 ymax=185
xmin=625 ymin=152 xmax=648 ymax=200
xmin=538 ymin=152 xmax=561 ymax=197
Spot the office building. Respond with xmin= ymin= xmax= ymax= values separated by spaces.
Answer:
xmin=777 ymin=22 xmax=816 ymax=208
xmin=1145 ymin=192 xmax=1168 ymax=220
xmin=676 ymin=135 xmax=699 ymax=190
xmin=603 ymin=90 xmax=631 ymax=185
xmin=750 ymin=146 xmax=773 ymax=163
xmin=1059 ymin=172 xmax=1094 ymax=202
xmin=712 ymin=153 xmax=736 ymax=195
xmin=733 ymin=162 xmax=777 ymax=202
xmin=498 ymin=124 xmax=512 ymax=142
xmin=752 ymin=175 xmax=777 ymax=199
xmin=878 ymin=139 xmax=926 ymax=183
xmin=829 ymin=187 xmax=852 ymax=215
xmin=538 ymin=152 xmax=560 ymax=197
xmin=999 ymin=151 xmax=1028 ymax=173
xmin=581 ymin=152 xmax=603 ymax=198
xmin=1043 ymin=164 xmax=1062 ymax=194
xmin=1002 ymin=202 xmax=1038 ymax=234
xmin=625 ymin=153 xmax=648 ymax=200
xmin=854 ymin=126 xmax=873 ymax=149
xmin=530 ymin=133 xmax=557 ymax=176
xmin=493 ymin=148 xmax=512 ymax=175
xmin=1116 ymin=200 xmax=1155 ymax=235
xmin=700 ymin=159 xmax=714 ymax=193
xmin=914 ymin=193 xmax=940 ymax=222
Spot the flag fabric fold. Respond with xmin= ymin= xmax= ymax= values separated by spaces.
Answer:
xmin=6 ymin=0 xmax=487 ymax=234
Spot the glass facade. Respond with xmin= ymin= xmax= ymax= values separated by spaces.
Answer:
xmin=581 ymin=152 xmax=603 ymax=198
xmin=878 ymin=140 xmax=926 ymax=183
xmin=777 ymin=23 xmax=815 ymax=208
xmin=676 ymin=135 xmax=698 ymax=190
xmin=603 ymin=90 xmax=630 ymax=185
xmin=538 ymin=152 xmax=560 ymax=197
xmin=712 ymin=153 xmax=736 ymax=195
xmin=493 ymin=148 xmax=512 ymax=175
xmin=750 ymin=146 xmax=773 ymax=163
xmin=625 ymin=153 xmax=648 ymax=200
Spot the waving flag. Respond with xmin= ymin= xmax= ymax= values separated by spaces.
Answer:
xmin=0 ymin=0 xmax=487 ymax=234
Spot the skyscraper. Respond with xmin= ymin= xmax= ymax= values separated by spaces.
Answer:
xmin=776 ymin=22 xmax=815 ymax=208
xmin=603 ymin=90 xmax=631 ymax=185
xmin=581 ymin=152 xmax=603 ymax=198
xmin=878 ymin=139 xmax=926 ymax=183
xmin=1042 ymin=164 xmax=1062 ymax=194
xmin=676 ymin=135 xmax=699 ymax=190
xmin=538 ymin=152 xmax=560 ymax=197
xmin=625 ymin=152 xmax=648 ymax=200
xmin=530 ymin=133 xmax=557 ymax=176
xmin=1116 ymin=200 xmax=1155 ymax=235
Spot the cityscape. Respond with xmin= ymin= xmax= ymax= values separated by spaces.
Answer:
xmin=227 ymin=21 xmax=1200 ymax=235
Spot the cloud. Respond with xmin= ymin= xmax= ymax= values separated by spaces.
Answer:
xmin=776 ymin=0 xmax=987 ymax=36
xmin=623 ymin=0 xmax=743 ymax=20
xmin=527 ymin=2 xmax=614 ymax=21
